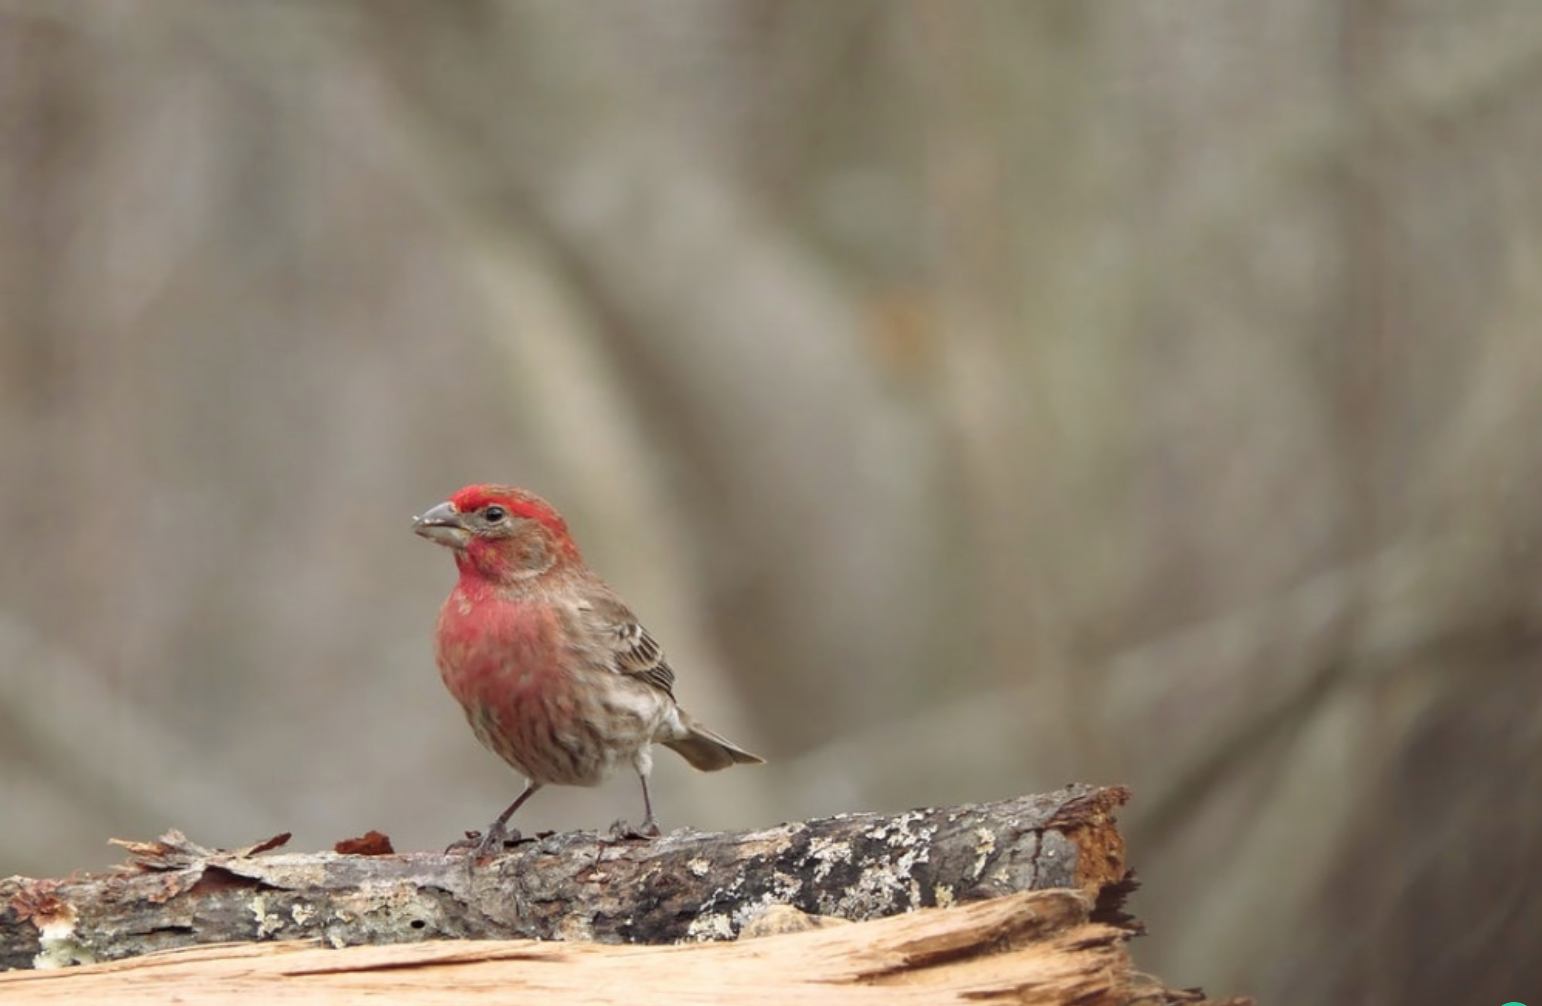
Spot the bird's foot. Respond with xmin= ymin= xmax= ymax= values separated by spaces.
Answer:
xmin=607 ymin=817 xmax=662 ymax=841
xmin=443 ymin=831 xmax=480 ymax=856
xmin=444 ymin=823 xmax=525 ymax=858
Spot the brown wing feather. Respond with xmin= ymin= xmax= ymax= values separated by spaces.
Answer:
xmin=577 ymin=592 xmax=677 ymax=699
xmin=611 ymin=620 xmax=677 ymax=697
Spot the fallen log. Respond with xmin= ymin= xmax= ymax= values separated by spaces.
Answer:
xmin=2 ymin=784 xmax=1129 ymax=966
xmin=0 ymin=784 xmax=1246 ymax=1004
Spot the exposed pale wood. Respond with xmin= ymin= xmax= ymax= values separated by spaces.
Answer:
xmin=0 ymin=888 xmax=1241 ymax=1006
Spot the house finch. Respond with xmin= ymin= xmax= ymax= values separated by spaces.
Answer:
xmin=412 ymin=484 xmax=762 ymax=856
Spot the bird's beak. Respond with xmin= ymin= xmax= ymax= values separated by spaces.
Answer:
xmin=412 ymin=501 xmax=471 ymax=550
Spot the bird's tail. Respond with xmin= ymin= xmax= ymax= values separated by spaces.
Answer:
xmin=664 ymin=711 xmax=765 ymax=772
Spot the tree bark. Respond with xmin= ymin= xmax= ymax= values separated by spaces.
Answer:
xmin=1 ymin=785 xmax=1250 ymax=1003
xmin=2 ymin=785 xmax=1130 ymax=971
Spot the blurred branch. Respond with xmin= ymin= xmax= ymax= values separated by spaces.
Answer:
xmin=783 ymin=533 xmax=1536 ymax=818
xmin=348 ymin=4 xmax=933 ymax=745
xmin=1377 ymin=14 xmax=1542 ymax=130
xmin=1116 ymin=531 xmax=1535 ymax=843
xmin=0 ymin=614 xmax=278 ymax=852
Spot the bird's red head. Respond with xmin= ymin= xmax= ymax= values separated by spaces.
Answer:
xmin=413 ymin=484 xmax=581 ymax=585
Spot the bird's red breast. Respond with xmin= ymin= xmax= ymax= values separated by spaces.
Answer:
xmin=435 ymin=583 xmax=565 ymax=709
xmin=434 ymin=581 xmax=622 ymax=785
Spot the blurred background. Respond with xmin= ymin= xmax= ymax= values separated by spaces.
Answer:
xmin=2 ymin=1 xmax=1540 ymax=1001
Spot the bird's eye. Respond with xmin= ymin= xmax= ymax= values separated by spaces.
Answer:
xmin=483 ymin=505 xmax=508 ymax=523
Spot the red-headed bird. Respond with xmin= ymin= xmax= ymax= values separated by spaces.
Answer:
xmin=413 ymin=484 xmax=762 ymax=856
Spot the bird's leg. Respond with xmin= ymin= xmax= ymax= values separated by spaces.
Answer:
xmin=608 ymin=753 xmax=663 ymax=841
xmin=469 ymin=781 xmax=541 ymax=860
xmin=607 ymin=771 xmax=663 ymax=839
xmin=637 ymin=771 xmax=661 ymax=837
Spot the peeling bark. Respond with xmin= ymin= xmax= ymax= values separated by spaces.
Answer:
xmin=1 ymin=785 xmax=1129 ymax=971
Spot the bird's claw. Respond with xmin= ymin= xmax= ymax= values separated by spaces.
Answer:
xmin=607 ymin=818 xmax=662 ymax=841
xmin=445 ymin=824 xmax=525 ymax=859
xmin=444 ymin=831 xmax=481 ymax=856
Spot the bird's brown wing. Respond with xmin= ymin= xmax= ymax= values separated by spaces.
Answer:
xmin=576 ymin=592 xmax=678 ymax=699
